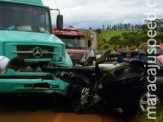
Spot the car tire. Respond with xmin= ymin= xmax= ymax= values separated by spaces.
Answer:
xmin=136 ymin=91 xmax=160 ymax=113
xmin=122 ymin=104 xmax=137 ymax=117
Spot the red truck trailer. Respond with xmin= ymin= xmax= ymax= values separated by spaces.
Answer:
xmin=53 ymin=26 xmax=88 ymax=62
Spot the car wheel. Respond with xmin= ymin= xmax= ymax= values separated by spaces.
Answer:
xmin=137 ymin=92 xmax=160 ymax=112
xmin=122 ymin=104 xmax=137 ymax=117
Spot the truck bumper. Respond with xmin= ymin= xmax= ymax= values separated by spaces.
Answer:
xmin=0 ymin=78 xmax=70 ymax=96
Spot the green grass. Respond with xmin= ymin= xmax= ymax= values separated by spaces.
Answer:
xmin=138 ymin=112 xmax=163 ymax=122
xmin=137 ymin=106 xmax=163 ymax=122
xmin=97 ymin=30 xmax=131 ymax=41
xmin=96 ymin=30 xmax=135 ymax=50
xmin=155 ymin=111 xmax=163 ymax=122
xmin=79 ymin=29 xmax=136 ymax=50
xmin=79 ymin=29 xmax=91 ymax=44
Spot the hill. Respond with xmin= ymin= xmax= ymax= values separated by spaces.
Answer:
xmin=96 ymin=30 xmax=134 ymax=50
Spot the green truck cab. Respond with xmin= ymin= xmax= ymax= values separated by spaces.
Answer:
xmin=0 ymin=0 xmax=73 ymax=96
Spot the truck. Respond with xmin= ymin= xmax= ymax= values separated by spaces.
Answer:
xmin=53 ymin=26 xmax=88 ymax=62
xmin=0 ymin=0 xmax=73 ymax=96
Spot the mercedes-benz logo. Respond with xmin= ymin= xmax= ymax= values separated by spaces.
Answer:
xmin=33 ymin=47 xmax=43 ymax=58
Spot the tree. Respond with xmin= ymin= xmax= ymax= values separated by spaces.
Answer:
xmin=96 ymin=28 xmax=101 ymax=33
xmin=109 ymin=35 xmax=121 ymax=45
xmin=131 ymin=25 xmax=134 ymax=30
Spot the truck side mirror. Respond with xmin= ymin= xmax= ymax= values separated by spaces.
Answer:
xmin=56 ymin=15 xmax=63 ymax=30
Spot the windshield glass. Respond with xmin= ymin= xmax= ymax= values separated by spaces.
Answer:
xmin=0 ymin=2 xmax=51 ymax=33
xmin=58 ymin=36 xmax=87 ymax=49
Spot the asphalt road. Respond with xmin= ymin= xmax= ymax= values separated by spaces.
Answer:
xmin=0 ymin=95 xmax=139 ymax=122
xmin=0 ymin=111 xmax=137 ymax=122
xmin=90 ymin=30 xmax=97 ymax=50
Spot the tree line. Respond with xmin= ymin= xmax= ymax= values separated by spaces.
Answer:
xmin=102 ymin=23 xmax=141 ymax=30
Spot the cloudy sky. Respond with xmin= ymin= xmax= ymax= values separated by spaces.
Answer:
xmin=42 ymin=0 xmax=163 ymax=29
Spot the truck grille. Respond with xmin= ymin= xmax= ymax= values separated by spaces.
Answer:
xmin=24 ymin=83 xmax=50 ymax=89
xmin=33 ymin=83 xmax=50 ymax=89
xmin=15 ymin=45 xmax=54 ymax=59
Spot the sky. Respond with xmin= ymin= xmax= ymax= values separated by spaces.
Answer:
xmin=42 ymin=0 xmax=163 ymax=29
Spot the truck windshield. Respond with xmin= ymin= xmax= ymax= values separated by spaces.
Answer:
xmin=59 ymin=36 xmax=87 ymax=49
xmin=0 ymin=2 xmax=51 ymax=33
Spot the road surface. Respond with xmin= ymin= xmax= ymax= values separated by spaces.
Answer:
xmin=0 ymin=96 xmax=139 ymax=122
xmin=0 ymin=111 xmax=139 ymax=122
xmin=0 ymin=110 xmax=140 ymax=122
xmin=90 ymin=30 xmax=97 ymax=50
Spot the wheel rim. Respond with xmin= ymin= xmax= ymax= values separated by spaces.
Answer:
xmin=139 ymin=92 xmax=160 ymax=111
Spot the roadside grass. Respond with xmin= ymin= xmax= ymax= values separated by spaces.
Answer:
xmin=97 ymin=30 xmax=130 ymax=41
xmin=96 ymin=30 xmax=133 ymax=50
xmin=136 ymin=105 xmax=163 ymax=122
xmin=79 ymin=29 xmax=91 ymax=43
xmin=79 ymin=29 xmax=136 ymax=50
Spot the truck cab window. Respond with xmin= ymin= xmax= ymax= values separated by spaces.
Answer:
xmin=0 ymin=2 xmax=51 ymax=33
xmin=58 ymin=36 xmax=87 ymax=49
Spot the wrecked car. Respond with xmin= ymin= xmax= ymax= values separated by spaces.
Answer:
xmin=45 ymin=51 xmax=163 ymax=116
